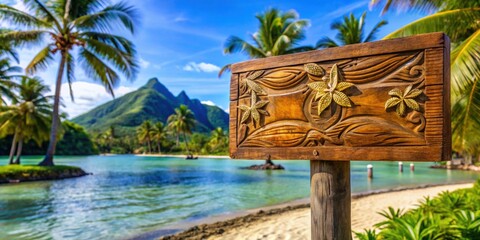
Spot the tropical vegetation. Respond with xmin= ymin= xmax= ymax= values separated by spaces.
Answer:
xmin=0 ymin=0 xmax=140 ymax=166
xmin=316 ymin=11 xmax=387 ymax=48
xmin=355 ymin=179 xmax=480 ymax=239
xmin=370 ymin=0 xmax=480 ymax=163
xmin=220 ymin=8 xmax=313 ymax=76
xmin=0 ymin=77 xmax=52 ymax=165
xmin=167 ymin=105 xmax=196 ymax=154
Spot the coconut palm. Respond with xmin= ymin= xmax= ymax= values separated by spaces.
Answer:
xmin=167 ymin=105 xmax=195 ymax=154
xmin=151 ymin=122 xmax=167 ymax=154
xmin=137 ymin=120 xmax=153 ymax=154
xmin=208 ymin=127 xmax=227 ymax=153
xmin=0 ymin=77 xmax=52 ymax=164
xmin=0 ymin=0 xmax=139 ymax=166
xmin=316 ymin=12 xmax=387 ymax=48
xmin=220 ymin=8 xmax=313 ymax=77
xmin=371 ymin=0 xmax=480 ymax=160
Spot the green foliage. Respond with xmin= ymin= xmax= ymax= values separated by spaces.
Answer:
xmin=0 ymin=164 xmax=86 ymax=183
xmin=316 ymin=12 xmax=387 ymax=48
xmin=357 ymin=180 xmax=480 ymax=239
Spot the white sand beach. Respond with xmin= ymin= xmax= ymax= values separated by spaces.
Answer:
xmin=209 ymin=183 xmax=473 ymax=240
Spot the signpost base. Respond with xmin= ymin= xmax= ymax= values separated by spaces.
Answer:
xmin=310 ymin=160 xmax=351 ymax=240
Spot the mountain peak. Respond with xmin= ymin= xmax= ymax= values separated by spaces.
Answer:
xmin=145 ymin=78 xmax=160 ymax=88
xmin=177 ymin=90 xmax=190 ymax=104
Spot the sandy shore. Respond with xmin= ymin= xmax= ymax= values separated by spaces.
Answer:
xmin=158 ymin=183 xmax=473 ymax=240
xmin=135 ymin=154 xmax=229 ymax=159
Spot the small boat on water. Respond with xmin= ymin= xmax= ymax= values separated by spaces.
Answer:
xmin=185 ymin=154 xmax=198 ymax=160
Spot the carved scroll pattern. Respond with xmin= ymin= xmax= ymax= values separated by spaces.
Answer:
xmin=236 ymin=51 xmax=427 ymax=148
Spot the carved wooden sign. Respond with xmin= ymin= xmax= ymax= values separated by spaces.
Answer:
xmin=229 ymin=33 xmax=451 ymax=161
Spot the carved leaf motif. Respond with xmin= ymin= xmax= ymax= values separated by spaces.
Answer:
xmin=385 ymin=98 xmax=401 ymax=109
xmin=245 ymin=79 xmax=267 ymax=95
xmin=336 ymin=82 xmax=355 ymax=91
xmin=307 ymin=81 xmax=327 ymax=91
xmin=246 ymin=70 xmax=264 ymax=80
xmin=405 ymin=89 xmax=422 ymax=98
xmin=254 ymin=100 xmax=269 ymax=108
xmin=333 ymin=91 xmax=351 ymax=107
xmin=404 ymin=99 xmax=420 ymax=111
xmin=385 ymin=85 xmax=423 ymax=117
xmin=329 ymin=64 xmax=339 ymax=88
xmin=251 ymin=108 xmax=260 ymax=126
xmin=318 ymin=93 xmax=332 ymax=115
xmin=388 ymin=88 xmax=402 ymax=97
xmin=397 ymin=101 xmax=406 ymax=116
xmin=239 ymin=108 xmax=251 ymax=124
xmin=304 ymin=63 xmax=325 ymax=76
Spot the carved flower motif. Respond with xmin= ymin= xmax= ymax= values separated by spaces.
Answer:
xmin=238 ymin=92 xmax=269 ymax=126
xmin=385 ymin=85 xmax=422 ymax=117
xmin=240 ymin=70 xmax=267 ymax=95
xmin=307 ymin=64 xmax=355 ymax=115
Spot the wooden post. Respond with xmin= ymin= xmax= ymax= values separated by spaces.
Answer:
xmin=367 ymin=164 xmax=373 ymax=178
xmin=311 ymin=160 xmax=351 ymax=240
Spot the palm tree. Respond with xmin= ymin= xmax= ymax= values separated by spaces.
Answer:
xmin=371 ymin=0 xmax=480 ymax=161
xmin=0 ymin=58 xmax=21 ymax=105
xmin=208 ymin=127 xmax=227 ymax=153
xmin=151 ymin=122 xmax=167 ymax=154
xmin=0 ymin=0 xmax=139 ymax=166
xmin=0 ymin=77 xmax=52 ymax=164
xmin=137 ymin=120 xmax=153 ymax=154
xmin=316 ymin=12 xmax=387 ymax=48
xmin=220 ymin=8 xmax=313 ymax=77
xmin=167 ymin=105 xmax=195 ymax=154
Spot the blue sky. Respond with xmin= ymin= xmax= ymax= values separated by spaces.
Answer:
xmin=6 ymin=0 xmax=426 ymax=117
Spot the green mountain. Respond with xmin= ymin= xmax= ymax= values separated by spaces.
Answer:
xmin=73 ymin=78 xmax=229 ymax=135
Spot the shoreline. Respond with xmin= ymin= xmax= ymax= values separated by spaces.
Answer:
xmin=131 ymin=181 xmax=475 ymax=240
xmin=135 ymin=154 xmax=229 ymax=159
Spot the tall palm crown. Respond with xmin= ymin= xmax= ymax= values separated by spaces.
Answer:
xmin=137 ymin=120 xmax=153 ymax=154
xmin=0 ymin=77 xmax=52 ymax=164
xmin=220 ymin=8 xmax=313 ymax=77
xmin=371 ymin=0 xmax=480 ymax=159
xmin=316 ymin=11 xmax=387 ymax=48
xmin=168 ymin=105 xmax=195 ymax=153
xmin=0 ymin=0 xmax=139 ymax=165
xmin=151 ymin=122 xmax=166 ymax=154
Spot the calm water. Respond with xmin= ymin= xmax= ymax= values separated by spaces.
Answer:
xmin=0 ymin=155 xmax=479 ymax=240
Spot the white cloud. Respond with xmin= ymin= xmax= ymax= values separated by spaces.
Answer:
xmin=139 ymin=57 xmax=150 ymax=69
xmin=183 ymin=62 xmax=220 ymax=73
xmin=201 ymin=100 xmax=216 ymax=106
xmin=174 ymin=13 xmax=189 ymax=22
xmin=57 ymin=81 xmax=135 ymax=118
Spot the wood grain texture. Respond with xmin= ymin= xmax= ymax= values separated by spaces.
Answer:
xmin=311 ymin=161 xmax=351 ymax=240
xmin=230 ymin=33 xmax=451 ymax=161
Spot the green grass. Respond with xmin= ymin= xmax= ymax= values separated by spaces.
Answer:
xmin=0 ymin=165 xmax=87 ymax=183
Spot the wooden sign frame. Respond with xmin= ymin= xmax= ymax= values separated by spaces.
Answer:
xmin=229 ymin=33 xmax=451 ymax=162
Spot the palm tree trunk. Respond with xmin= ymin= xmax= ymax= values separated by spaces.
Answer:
xmin=8 ymin=131 xmax=18 ymax=165
xmin=157 ymin=142 xmax=161 ymax=154
xmin=39 ymin=52 xmax=66 ymax=166
xmin=147 ymin=137 xmax=152 ymax=153
xmin=183 ymin=132 xmax=190 ymax=154
xmin=14 ymin=135 xmax=23 ymax=165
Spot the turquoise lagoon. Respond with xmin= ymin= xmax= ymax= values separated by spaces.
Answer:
xmin=1 ymin=155 xmax=479 ymax=239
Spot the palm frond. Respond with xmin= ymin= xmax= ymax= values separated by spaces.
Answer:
xmin=79 ymin=49 xmax=120 ymax=97
xmin=384 ymin=8 xmax=480 ymax=42
xmin=0 ymin=30 xmax=49 ymax=48
xmin=364 ymin=19 xmax=388 ymax=42
xmin=80 ymin=32 xmax=135 ymax=55
xmin=218 ymin=64 xmax=231 ymax=78
xmin=65 ymin=52 xmax=75 ymax=102
xmin=224 ymin=36 xmax=266 ymax=58
xmin=82 ymin=37 xmax=138 ymax=79
xmin=316 ymin=37 xmax=338 ymax=49
xmin=25 ymin=44 xmax=54 ymax=75
xmin=0 ymin=4 xmax=50 ymax=27
xmin=451 ymin=30 xmax=480 ymax=95
xmin=73 ymin=1 xmax=140 ymax=34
